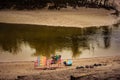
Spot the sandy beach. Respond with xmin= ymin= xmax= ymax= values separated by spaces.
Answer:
xmin=0 ymin=7 xmax=117 ymax=28
xmin=0 ymin=56 xmax=120 ymax=80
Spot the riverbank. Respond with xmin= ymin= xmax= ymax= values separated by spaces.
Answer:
xmin=0 ymin=8 xmax=117 ymax=28
xmin=0 ymin=56 xmax=120 ymax=80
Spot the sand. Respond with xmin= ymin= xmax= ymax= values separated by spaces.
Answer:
xmin=0 ymin=7 xmax=117 ymax=28
xmin=0 ymin=56 xmax=120 ymax=80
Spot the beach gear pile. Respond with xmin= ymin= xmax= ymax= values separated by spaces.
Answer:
xmin=34 ymin=55 xmax=62 ymax=70
xmin=34 ymin=55 xmax=73 ymax=70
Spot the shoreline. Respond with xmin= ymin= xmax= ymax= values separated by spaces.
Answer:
xmin=0 ymin=55 xmax=119 ymax=63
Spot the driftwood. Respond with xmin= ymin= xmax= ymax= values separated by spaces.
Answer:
xmin=70 ymin=74 xmax=91 ymax=80
xmin=70 ymin=75 xmax=84 ymax=80
xmin=15 ymin=75 xmax=27 ymax=80
xmin=70 ymin=73 xmax=98 ymax=80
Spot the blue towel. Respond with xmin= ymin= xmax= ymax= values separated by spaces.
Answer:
xmin=67 ymin=60 xmax=72 ymax=65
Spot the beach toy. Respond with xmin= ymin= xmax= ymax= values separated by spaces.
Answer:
xmin=63 ymin=59 xmax=72 ymax=66
xmin=67 ymin=59 xmax=72 ymax=65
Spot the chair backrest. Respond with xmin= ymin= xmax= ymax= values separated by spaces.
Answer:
xmin=35 ymin=56 xmax=47 ymax=67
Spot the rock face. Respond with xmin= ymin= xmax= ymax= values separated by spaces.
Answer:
xmin=0 ymin=0 xmax=119 ymax=11
xmin=114 ymin=0 xmax=120 ymax=11
xmin=112 ymin=0 xmax=120 ymax=16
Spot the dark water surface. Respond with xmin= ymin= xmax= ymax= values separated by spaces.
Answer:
xmin=0 ymin=23 xmax=120 ymax=62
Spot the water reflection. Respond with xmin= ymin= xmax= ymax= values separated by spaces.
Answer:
xmin=0 ymin=23 xmax=120 ymax=61
xmin=101 ymin=26 xmax=111 ymax=48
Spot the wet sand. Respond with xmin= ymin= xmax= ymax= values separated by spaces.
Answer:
xmin=0 ymin=8 xmax=117 ymax=28
xmin=0 ymin=56 xmax=120 ymax=80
